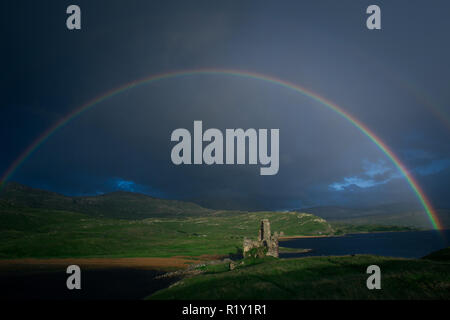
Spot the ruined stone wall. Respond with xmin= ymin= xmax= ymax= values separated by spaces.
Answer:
xmin=266 ymin=231 xmax=279 ymax=258
xmin=243 ymin=219 xmax=279 ymax=258
xmin=259 ymin=219 xmax=271 ymax=241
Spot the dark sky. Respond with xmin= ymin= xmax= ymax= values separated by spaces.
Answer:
xmin=1 ymin=0 xmax=450 ymax=210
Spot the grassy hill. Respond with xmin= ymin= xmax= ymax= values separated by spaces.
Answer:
xmin=0 ymin=183 xmax=422 ymax=260
xmin=0 ymin=184 xmax=334 ymax=258
xmin=0 ymin=182 xmax=211 ymax=219
xmin=0 ymin=208 xmax=333 ymax=259
xmin=423 ymin=247 xmax=450 ymax=262
xmin=148 ymin=254 xmax=450 ymax=300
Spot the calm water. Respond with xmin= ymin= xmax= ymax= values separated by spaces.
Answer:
xmin=280 ymin=229 xmax=450 ymax=259
xmin=0 ymin=268 xmax=178 ymax=300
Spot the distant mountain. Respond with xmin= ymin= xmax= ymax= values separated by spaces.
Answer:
xmin=0 ymin=182 xmax=211 ymax=219
xmin=301 ymin=203 xmax=421 ymax=219
xmin=301 ymin=203 xmax=450 ymax=230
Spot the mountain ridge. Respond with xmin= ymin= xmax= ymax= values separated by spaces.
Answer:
xmin=301 ymin=204 xmax=450 ymax=229
xmin=0 ymin=182 xmax=212 ymax=219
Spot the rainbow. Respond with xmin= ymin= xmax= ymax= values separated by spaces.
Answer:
xmin=0 ymin=68 xmax=443 ymax=230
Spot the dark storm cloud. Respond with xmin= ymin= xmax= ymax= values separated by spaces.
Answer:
xmin=2 ymin=0 xmax=450 ymax=211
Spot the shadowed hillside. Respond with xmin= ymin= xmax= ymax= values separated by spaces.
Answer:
xmin=423 ymin=247 xmax=450 ymax=262
xmin=0 ymin=182 xmax=211 ymax=219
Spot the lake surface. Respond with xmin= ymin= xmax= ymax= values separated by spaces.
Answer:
xmin=280 ymin=229 xmax=450 ymax=259
xmin=0 ymin=268 xmax=178 ymax=300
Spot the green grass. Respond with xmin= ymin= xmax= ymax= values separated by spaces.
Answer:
xmin=331 ymin=223 xmax=417 ymax=235
xmin=279 ymin=247 xmax=311 ymax=253
xmin=0 ymin=205 xmax=333 ymax=259
xmin=0 ymin=183 xmax=428 ymax=260
xmin=197 ymin=263 xmax=231 ymax=274
xmin=148 ymin=255 xmax=450 ymax=300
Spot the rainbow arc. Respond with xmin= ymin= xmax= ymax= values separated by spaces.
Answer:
xmin=0 ymin=68 xmax=443 ymax=231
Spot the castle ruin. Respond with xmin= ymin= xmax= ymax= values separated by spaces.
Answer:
xmin=243 ymin=219 xmax=279 ymax=258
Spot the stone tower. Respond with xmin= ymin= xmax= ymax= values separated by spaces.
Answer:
xmin=259 ymin=219 xmax=271 ymax=242
xmin=244 ymin=219 xmax=279 ymax=258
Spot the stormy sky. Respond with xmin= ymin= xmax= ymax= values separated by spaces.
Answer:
xmin=1 ymin=0 xmax=450 ymax=210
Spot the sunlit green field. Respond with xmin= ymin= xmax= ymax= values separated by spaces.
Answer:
xmin=0 ymin=205 xmax=335 ymax=258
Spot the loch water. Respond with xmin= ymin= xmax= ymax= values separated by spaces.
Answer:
xmin=279 ymin=229 xmax=450 ymax=259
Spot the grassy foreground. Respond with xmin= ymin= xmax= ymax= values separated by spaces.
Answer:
xmin=148 ymin=253 xmax=450 ymax=300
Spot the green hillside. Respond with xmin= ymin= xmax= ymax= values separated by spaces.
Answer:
xmin=1 ymin=183 xmax=420 ymax=260
xmin=0 ymin=192 xmax=333 ymax=259
xmin=149 ymin=254 xmax=450 ymax=300
xmin=0 ymin=182 xmax=211 ymax=219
